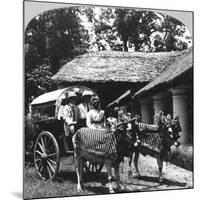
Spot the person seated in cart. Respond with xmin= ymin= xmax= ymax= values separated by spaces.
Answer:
xmin=62 ymin=91 xmax=80 ymax=151
xmin=86 ymin=96 xmax=106 ymax=129
xmin=78 ymin=90 xmax=93 ymax=128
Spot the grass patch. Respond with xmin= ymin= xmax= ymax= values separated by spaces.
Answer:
xmin=24 ymin=157 xmax=108 ymax=199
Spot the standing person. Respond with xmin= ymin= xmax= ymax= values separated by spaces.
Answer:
xmin=78 ymin=91 xmax=93 ymax=127
xmin=62 ymin=91 xmax=80 ymax=151
xmin=119 ymin=106 xmax=129 ymax=122
xmin=117 ymin=106 xmax=128 ymax=130
xmin=86 ymin=96 xmax=106 ymax=129
xmin=113 ymin=106 xmax=119 ymax=119
xmin=107 ymin=109 xmax=117 ymax=131
xmin=57 ymin=98 xmax=66 ymax=120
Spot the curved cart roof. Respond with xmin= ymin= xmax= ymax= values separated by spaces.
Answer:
xmin=31 ymin=88 xmax=66 ymax=106
xmin=31 ymin=86 xmax=97 ymax=107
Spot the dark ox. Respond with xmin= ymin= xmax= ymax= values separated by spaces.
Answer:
xmin=124 ymin=116 xmax=181 ymax=183
xmin=72 ymin=122 xmax=136 ymax=193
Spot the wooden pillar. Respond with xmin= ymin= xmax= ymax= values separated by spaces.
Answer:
xmin=130 ymin=100 xmax=140 ymax=117
xmin=138 ymin=97 xmax=153 ymax=124
xmin=170 ymin=87 xmax=190 ymax=144
xmin=152 ymin=92 xmax=172 ymax=121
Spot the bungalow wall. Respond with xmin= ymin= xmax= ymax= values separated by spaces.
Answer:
xmin=135 ymin=69 xmax=193 ymax=144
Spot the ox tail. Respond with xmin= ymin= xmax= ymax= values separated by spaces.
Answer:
xmin=72 ymin=130 xmax=80 ymax=171
xmin=72 ymin=130 xmax=79 ymax=151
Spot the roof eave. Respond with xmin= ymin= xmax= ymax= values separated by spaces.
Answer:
xmin=132 ymin=67 xmax=193 ymax=100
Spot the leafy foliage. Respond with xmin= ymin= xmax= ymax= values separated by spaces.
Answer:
xmin=25 ymin=62 xmax=56 ymax=111
xmin=114 ymin=9 xmax=191 ymax=52
xmin=25 ymin=7 xmax=89 ymax=72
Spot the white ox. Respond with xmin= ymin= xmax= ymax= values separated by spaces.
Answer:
xmin=72 ymin=126 xmax=133 ymax=193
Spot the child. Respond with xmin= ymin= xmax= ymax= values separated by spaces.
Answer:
xmin=107 ymin=109 xmax=117 ymax=131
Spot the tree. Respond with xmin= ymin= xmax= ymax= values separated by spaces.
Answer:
xmin=114 ymin=9 xmax=162 ymax=51
xmin=25 ymin=7 xmax=89 ymax=73
xmin=160 ymin=15 xmax=190 ymax=51
xmin=114 ymin=9 xmax=191 ymax=52
xmin=81 ymin=7 xmax=123 ymax=51
xmin=25 ymin=61 xmax=56 ymax=111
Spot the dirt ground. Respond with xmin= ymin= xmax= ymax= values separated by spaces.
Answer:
xmin=83 ymin=154 xmax=193 ymax=192
xmin=24 ymin=154 xmax=193 ymax=199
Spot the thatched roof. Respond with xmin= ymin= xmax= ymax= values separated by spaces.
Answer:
xmin=133 ymin=48 xmax=193 ymax=98
xmin=52 ymin=50 xmax=190 ymax=84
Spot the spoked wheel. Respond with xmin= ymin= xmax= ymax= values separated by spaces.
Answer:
xmin=34 ymin=131 xmax=60 ymax=180
xmin=84 ymin=161 xmax=104 ymax=174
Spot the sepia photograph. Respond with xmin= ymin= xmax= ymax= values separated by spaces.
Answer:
xmin=24 ymin=1 xmax=193 ymax=199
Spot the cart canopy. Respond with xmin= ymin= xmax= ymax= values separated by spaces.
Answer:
xmin=31 ymin=88 xmax=66 ymax=106
xmin=31 ymin=86 xmax=97 ymax=106
xmin=30 ymin=86 xmax=98 ymax=120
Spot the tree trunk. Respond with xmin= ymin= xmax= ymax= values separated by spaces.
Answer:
xmin=123 ymin=40 xmax=128 ymax=52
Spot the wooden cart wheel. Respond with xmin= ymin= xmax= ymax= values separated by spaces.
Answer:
xmin=84 ymin=161 xmax=104 ymax=174
xmin=34 ymin=131 xmax=60 ymax=180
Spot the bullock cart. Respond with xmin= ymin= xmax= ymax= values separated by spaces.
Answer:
xmin=29 ymin=86 xmax=103 ymax=180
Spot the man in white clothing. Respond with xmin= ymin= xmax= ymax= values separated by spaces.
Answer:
xmin=78 ymin=90 xmax=93 ymax=127
xmin=62 ymin=91 xmax=80 ymax=152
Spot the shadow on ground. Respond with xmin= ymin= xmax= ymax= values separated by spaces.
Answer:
xmin=83 ymin=185 xmax=109 ymax=194
xmin=83 ymin=185 xmax=129 ymax=194
xmin=137 ymin=175 xmax=187 ymax=187
xmin=55 ymin=170 xmax=108 ymax=184
xmin=54 ymin=170 xmax=76 ymax=183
